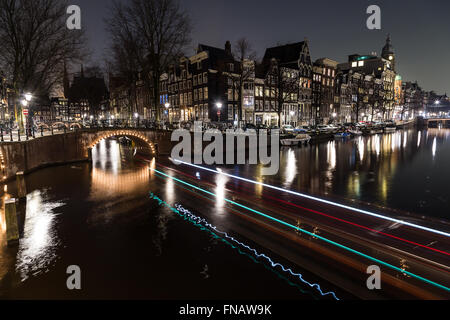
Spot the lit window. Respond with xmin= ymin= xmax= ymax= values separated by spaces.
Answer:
xmin=351 ymin=62 xmax=357 ymax=67
xmin=358 ymin=61 xmax=364 ymax=67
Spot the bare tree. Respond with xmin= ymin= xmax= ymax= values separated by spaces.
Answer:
xmin=232 ymin=38 xmax=256 ymax=125
xmin=106 ymin=0 xmax=191 ymax=122
xmin=105 ymin=1 xmax=141 ymax=121
xmin=0 ymin=0 xmax=86 ymax=131
xmin=348 ymin=73 xmax=367 ymax=123
xmin=266 ymin=60 xmax=299 ymax=127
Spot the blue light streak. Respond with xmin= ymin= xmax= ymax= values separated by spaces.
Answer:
xmin=151 ymin=168 xmax=450 ymax=293
xmin=174 ymin=204 xmax=340 ymax=300
xmin=148 ymin=190 xmax=339 ymax=300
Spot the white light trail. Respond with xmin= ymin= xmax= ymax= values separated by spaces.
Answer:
xmin=170 ymin=159 xmax=450 ymax=238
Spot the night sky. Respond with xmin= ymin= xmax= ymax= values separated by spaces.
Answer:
xmin=73 ymin=0 xmax=450 ymax=94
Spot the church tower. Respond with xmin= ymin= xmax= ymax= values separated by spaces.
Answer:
xmin=381 ymin=34 xmax=395 ymax=71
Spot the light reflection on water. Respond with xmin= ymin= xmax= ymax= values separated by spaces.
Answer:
xmin=215 ymin=173 xmax=228 ymax=214
xmin=16 ymin=190 xmax=65 ymax=282
xmin=255 ymin=129 xmax=450 ymax=219
xmin=90 ymin=139 xmax=150 ymax=198
xmin=0 ymin=137 xmax=318 ymax=299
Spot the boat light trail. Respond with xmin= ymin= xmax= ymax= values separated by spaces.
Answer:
xmin=170 ymin=159 xmax=450 ymax=238
xmin=175 ymin=203 xmax=339 ymax=300
xmin=151 ymin=167 xmax=450 ymax=293
xmin=157 ymin=162 xmax=450 ymax=257
xmin=148 ymin=191 xmax=338 ymax=299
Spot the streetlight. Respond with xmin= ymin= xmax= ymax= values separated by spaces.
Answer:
xmin=435 ymin=100 xmax=440 ymax=105
xmin=134 ymin=112 xmax=139 ymax=127
xmin=165 ymin=103 xmax=170 ymax=124
xmin=25 ymin=93 xmax=32 ymax=102
xmin=216 ymin=102 xmax=222 ymax=123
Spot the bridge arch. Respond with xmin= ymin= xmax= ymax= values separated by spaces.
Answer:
xmin=36 ymin=123 xmax=50 ymax=129
xmin=87 ymin=129 xmax=157 ymax=156
xmin=52 ymin=122 xmax=68 ymax=129
xmin=69 ymin=122 xmax=82 ymax=129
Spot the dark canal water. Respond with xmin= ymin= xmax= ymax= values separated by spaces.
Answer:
xmin=0 ymin=128 xmax=449 ymax=299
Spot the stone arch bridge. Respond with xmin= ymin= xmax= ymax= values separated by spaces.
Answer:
xmin=0 ymin=128 xmax=173 ymax=181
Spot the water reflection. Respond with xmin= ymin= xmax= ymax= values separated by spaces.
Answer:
xmin=215 ymin=173 xmax=228 ymax=213
xmin=357 ymin=137 xmax=364 ymax=161
xmin=92 ymin=138 xmax=122 ymax=174
xmin=1 ymin=136 xmax=316 ymax=299
xmin=283 ymin=149 xmax=297 ymax=187
xmin=249 ymin=129 xmax=450 ymax=218
xmin=16 ymin=190 xmax=64 ymax=281
xmin=90 ymin=167 xmax=150 ymax=197
xmin=432 ymin=137 xmax=437 ymax=159
xmin=90 ymin=139 xmax=150 ymax=198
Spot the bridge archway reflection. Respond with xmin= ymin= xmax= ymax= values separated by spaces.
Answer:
xmin=87 ymin=129 xmax=157 ymax=159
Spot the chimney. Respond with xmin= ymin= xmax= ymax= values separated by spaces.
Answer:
xmin=225 ymin=41 xmax=231 ymax=56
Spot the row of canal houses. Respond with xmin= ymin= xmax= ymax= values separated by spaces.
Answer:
xmin=1 ymin=36 xmax=449 ymax=126
xmin=118 ymin=35 xmax=448 ymax=127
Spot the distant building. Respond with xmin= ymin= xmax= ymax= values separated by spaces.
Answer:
xmin=312 ymin=58 xmax=338 ymax=124
xmin=401 ymin=81 xmax=424 ymax=119
xmin=425 ymin=93 xmax=450 ymax=116
xmin=109 ymin=75 xmax=134 ymax=121
xmin=256 ymin=41 xmax=313 ymax=126
xmin=65 ymin=65 xmax=109 ymax=121
xmin=51 ymin=97 xmax=69 ymax=122
xmin=336 ymin=36 xmax=397 ymax=121
xmin=157 ymin=41 xmax=248 ymax=124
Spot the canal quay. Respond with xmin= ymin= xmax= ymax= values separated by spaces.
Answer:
xmin=0 ymin=126 xmax=449 ymax=300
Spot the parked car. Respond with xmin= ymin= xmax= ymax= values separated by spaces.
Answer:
xmin=281 ymin=125 xmax=295 ymax=133
xmin=316 ymin=125 xmax=333 ymax=133
xmin=327 ymin=124 xmax=340 ymax=133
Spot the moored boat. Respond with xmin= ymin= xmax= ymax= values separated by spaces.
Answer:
xmin=348 ymin=129 xmax=363 ymax=136
xmin=280 ymin=133 xmax=311 ymax=146
xmin=334 ymin=132 xmax=352 ymax=138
